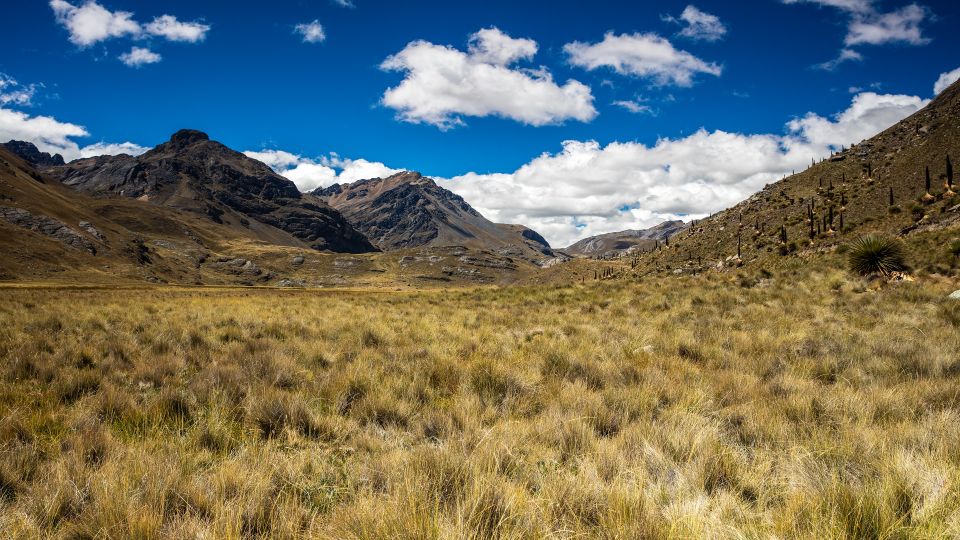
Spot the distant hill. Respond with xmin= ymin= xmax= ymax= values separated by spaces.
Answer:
xmin=636 ymin=79 xmax=960 ymax=274
xmin=43 ymin=129 xmax=375 ymax=253
xmin=315 ymin=171 xmax=557 ymax=262
xmin=564 ymin=220 xmax=687 ymax=258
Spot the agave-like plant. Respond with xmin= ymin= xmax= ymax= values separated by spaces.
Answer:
xmin=848 ymin=235 xmax=908 ymax=275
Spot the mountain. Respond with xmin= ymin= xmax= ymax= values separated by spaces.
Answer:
xmin=43 ymin=129 xmax=375 ymax=253
xmin=564 ymin=220 xmax=687 ymax=258
xmin=634 ymin=79 xmax=960 ymax=275
xmin=1 ymin=140 xmax=65 ymax=167
xmin=314 ymin=171 xmax=556 ymax=259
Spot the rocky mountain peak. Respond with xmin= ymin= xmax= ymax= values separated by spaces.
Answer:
xmin=168 ymin=129 xmax=210 ymax=149
xmin=1 ymin=140 xmax=65 ymax=167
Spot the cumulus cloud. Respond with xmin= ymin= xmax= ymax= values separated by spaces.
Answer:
xmin=49 ymin=1 xmax=209 ymax=66
xmin=663 ymin=5 xmax=728 ymax=42
xmin=119 ymin=46 xmax=161 ymax=67
xmin=243 ymin=149 xmax=400 ymax=192
xmin=0 ymin=106 xmax=146 ymax=161
xmin=50 ymin=0 xmax=140 ymax=46
xmin=144 ymin=14 xmax=209 ymax=43
xmin=440 ymin=88 xmax=927 ymax=246
xmin=845 ymin=3 xmax=930 ymax=46
xmin=784 ymin=0 xmax=931 ymax=68
xmin=564 ymin=32 xmax=722 ymax=87
xmin=934 ymin=67 xmax=960 ymax=95
xmin=0 ymin=74 xmax=40 ymax=107
xmin=380 ymin=27 xmax=597 ymax=129
xmin=294 ymin=20 xmax=326 ymax=43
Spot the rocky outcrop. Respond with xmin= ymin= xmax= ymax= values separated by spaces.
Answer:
xmin=0 ymin=205 xmax=96 ymax=254
xmin=564 ymin=220 xmax=688 ymax=258
xmin=45 ymin=130 xmax=376 ymax=254
xmin=1 ymin=141 xmax=65 ymax=167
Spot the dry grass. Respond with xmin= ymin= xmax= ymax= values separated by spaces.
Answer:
xmin=1 ymin=265 xmax=959 ymax=538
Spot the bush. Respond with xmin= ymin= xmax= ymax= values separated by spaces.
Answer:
xmin=848 ymin=235 xmax=907 ymax=276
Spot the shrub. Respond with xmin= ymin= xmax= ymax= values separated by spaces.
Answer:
xmin=848 ymin=235 xmax=907 ymax=275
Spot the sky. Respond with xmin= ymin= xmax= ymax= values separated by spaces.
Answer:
xmin=1 ymin=0 xmax=959 ymax=247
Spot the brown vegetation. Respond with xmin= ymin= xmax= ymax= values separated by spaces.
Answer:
xmin=2 ymin=261 xmax=959 ymax=538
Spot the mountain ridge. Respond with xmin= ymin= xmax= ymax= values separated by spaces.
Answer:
xmin=42 ymin=129 xmax=376 ymax=253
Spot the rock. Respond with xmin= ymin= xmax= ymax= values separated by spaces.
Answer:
xmin=0 ymin=205 xmax=96 ymax=254
xmin=277 ymin=278 xmax=306 ymax=288
xmin=78 ymin=221 xmax=105 ymax=242
xmin=291 ymin=255 xmax=305 ymax=266
xmin=949 ymin=290 xmax=960 ymax=300
xmin=210 ymin=257 xmax=261 ymax=276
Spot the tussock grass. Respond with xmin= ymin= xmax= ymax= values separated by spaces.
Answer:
xmin=1 ymin=269 xmax=959 ymax=538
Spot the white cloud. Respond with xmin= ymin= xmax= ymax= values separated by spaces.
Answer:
xmin=467 ymin=27 xmax=537 ymax=65
xmin=664 ymin=5 xmax=728 ymax=42
xmin=564 ymin=32 xmax=722 ymax=87
xmin=0 ymin=106 xmax=147 ymax=162
xmin=332 ymin=0 xmax=354 ymax=7
xmin=0 ymin=74 xmax=39 ymax=107
xmin=243 ymin=149 xmax=400 ymax=192
xmin=612 ymin=99 xmax=653 ymax=114
xmin=784 ymin=0 xmax=931 ymax=68
xmin=439 ymin=89 xmax=927 ymax=246
xmin=294 ymin=20 xmax=326 ymax=43
xmin=934 ymin=67 xmax=960 ymax=95
xmin=49 ymin=1 xmax=209 ymax=65
xmin=119 ymin=47 xmax=162 ymax=67
xmin=845 ymin=3 xmax=930 ymax=46
xmin=380 ymin=27 xmax=596 ymax=129
xmin=78 ymin=141 xmax=149 ymax=158
xmin=814 ymin=48 xmax=862 ymax=71
xmin=786 ymin=91 xmax=927 ymax=148
xmin=144 ymin=14 xmax=209 ymax=43
xmin=50 ymin=0 xmax=140 ymax=46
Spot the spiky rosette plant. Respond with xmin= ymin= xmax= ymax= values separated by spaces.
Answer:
xmin=848 ymin=235 xmax=908 ymax=276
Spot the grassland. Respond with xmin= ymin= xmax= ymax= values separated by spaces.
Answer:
xmin=1 ymin=262 xmax=959 ymax=539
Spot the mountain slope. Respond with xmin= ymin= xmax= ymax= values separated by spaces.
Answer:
xmin=43 ymin=130 xmax=375 ymax=253
xmin=564 ymin=220 xmax=687 ymax=258
xmin=635 ymin=79 xmax=960 ymax=275
xmin=315 ymin=171 xmax=555 ymax=259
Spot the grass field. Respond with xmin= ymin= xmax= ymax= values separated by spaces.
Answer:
xmin=1 ymin=264 xmax=959 ymax=538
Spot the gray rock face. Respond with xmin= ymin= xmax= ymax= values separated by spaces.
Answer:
xmin=0 ymin=205 xmax=96 ymax=254
xmin=291 ymin=255 xmax=305 ymax=266
xmin=78 ymin=221 xmax=105 ymax=242
xmin=1 ymin=140 xmax=65 ymax=167
xmin=209 ymin=257 xmax=262 ymax=276
xmin=949 ymin=290 xmax=960 ymax=300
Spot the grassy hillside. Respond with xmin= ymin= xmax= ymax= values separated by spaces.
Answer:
xmin=633 ymin=80 xmax=960 ymax=277
xmin=1 ymin=262 xmax=959 ymax=538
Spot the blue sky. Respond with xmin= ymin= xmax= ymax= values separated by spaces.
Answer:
xmin=1 ymin=0 xmax=958 ymax=245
